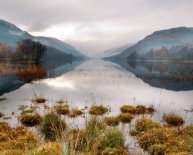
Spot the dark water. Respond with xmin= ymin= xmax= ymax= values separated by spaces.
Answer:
xmin=0 ymin=60 xmax=83 ymax=95
xmin=120 ymin=60 xmax=193 ymax=91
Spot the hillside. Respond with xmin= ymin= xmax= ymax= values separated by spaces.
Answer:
xmin=107 ymin=27 xmax=193 ymax=61
xmin=0 ymin=19 xmax=84 ymax=57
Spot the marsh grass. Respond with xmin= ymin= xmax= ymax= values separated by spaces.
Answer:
xmin=104 ymin=116 xmax=119 ymax=126
xmin=30 ymin=142 xmax=62 ymax=155
xmin=135 ymin=117 xmax=161 ymax=133
xmin=19 ymin=112 xmax=42 ymax=127
xmin=40 ymin=112 xmax=67 ymax=141
xmin=1 ymin=100 xmax=193 ymax=155
xmin=66 ymin=128 xmax=87 ymax=152
xmin=0 ymin=123 xmax=39 ymax=152
xmin=0 ymin=97 xmax=6 ymax=101
xmin=163 ymin=113 xmax=185 ymax=127
xmin=68 ymin=108 xmax=84 ymax=118
xmin=32 ymin=96 xmax=47 ymax=104
xmin=89 ymin=105 xmax=109 ymax=115
xmin=120 ymin=104 xmax=155 ymax=115
xmin=0 ymin=112 xmax=4 ymax=118
xmin=132 ymin=116 xmax=193 ymax=155
xmin=118 ymin=113 xmax=134 ymax=124
xmin=66 ymin=117 xmax=128 ymax=154
xmin=54 ymin=103 xmax=70 ymax=115
xmin=120 ymin=105 xmax=136 ymax=114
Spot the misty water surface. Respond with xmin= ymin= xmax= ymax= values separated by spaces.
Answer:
xmin=0 ymin=59 xmax=193 ymax=127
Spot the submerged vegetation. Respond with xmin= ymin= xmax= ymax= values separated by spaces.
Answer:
xmin=0 ymin=99 xmax=193 ymax=155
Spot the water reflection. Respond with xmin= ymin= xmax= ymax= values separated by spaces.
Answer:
xmin=0 ymin=60 xmax=193 ymax=126
xmin=116 ymin=60 xmax=193 ymax=91
xmin=0 ymin=60 xmax=83 ymax=95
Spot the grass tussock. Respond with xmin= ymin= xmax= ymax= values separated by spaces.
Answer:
xmin=132 ymin=116 xmax=193 ymax=155
xmin=0 ymin=112 xmax=4 ymax=118
xmin=148 ymin=144 xmax=166 ymax=155
xmin=135 ymin=117 xmax=161 ymax=132
xmin=0 ymin=97 xmax=6 ymax=101
xmin=104 ymin=116 xmax=119 ymax=126
xmin=19 ymin=112 xmax=42 ymax=127
xmin=120 ymin=104 xmax=155 ymax=115
xmin=0 ymin=123 xmax=39 ymax=151
xmin=120 ymin=105 xmax=136 ymax=114
xmin=68 ymin=108 xmax=84 ymax=118
xmin=102 ymin=147 xmax=128 ymax=155
xmin=66 ymin=117 xmax=128 ymax=154
xmin=40 ymin=112 xmax=67 ymax=141
xmin=67 ymin=128 xmax=87 ymax=152
xmin=89 ymin=105 xmax=109 ymax=115
xmin=163 ymin=113 xmax=185 ymax=127
xmin=118 ymin=113 xmax=134 ymax=124
xmin=0 ymin=149 xmax=25 ymax=155
xmin=31 ymin=142 xmax=62 ymax=155
xmin=138 ymin=127 xmax=176 ymax=150
xmin=54 ymin=103 xmax=70 ymax=115
xmin=32 ymin=96 xmax=47 ymax=104
xmin=1 ymin=100 xmax=193 ymax=155
xmin=99 ymin=129 xmax=125 ymax=150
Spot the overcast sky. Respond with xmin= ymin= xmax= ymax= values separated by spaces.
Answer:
xmin=0 ymin=0 xmax=193 ymax=56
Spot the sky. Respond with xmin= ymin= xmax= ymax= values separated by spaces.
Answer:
xmin=0 ymin=0 xmax=193 ymax=56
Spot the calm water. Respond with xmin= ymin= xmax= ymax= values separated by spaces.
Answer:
xmin=0 ymin=59 xmax=193 ymax=154
xmin=0 ymin=59 xmax=193 ymax=126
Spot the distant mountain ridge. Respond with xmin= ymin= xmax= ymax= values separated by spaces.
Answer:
xmin=99 ymin=43 xmax=133 ymax=58
xmin=0 ymin=19 xmax=84 ymax=57
xmin=33 ymin=36 xmax=82 ymax=56
xmin=107 ymin=27 xmax=193 ymax=61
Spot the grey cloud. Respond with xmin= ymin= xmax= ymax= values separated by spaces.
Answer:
xmin=0 ymin=0 xmax=193 ymax=55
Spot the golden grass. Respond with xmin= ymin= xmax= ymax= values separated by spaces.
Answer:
xmin=19 ymin=112 xmax=42 ymax=127
xmin=120 ymin=104 xmax=155 ymax=115
xmin=1 ymin=101 xmax=193 ymax=155
xmin=32 ymin=96 xmax=47 ymax=104
xmin=54 ymin=103 xmax=70 ymax=115
xmin=30 ymin=142 xmax=61 ymax=155
xmin=138 ymin=127 xmax=176 ymax=150
xmin=89 ymin=105 xmax=109 ymax=115
xmin=163 ymin=114 xmax=185 ymax=127
xmin=135 ymin=117 xmax=161 ymax=132
xmin=0 ymin=123 xmax=39 ymax=151
xmin=104 ymin=116 xmax=119 ymax=126
xmin=0 ymin=112 xmax=4 ymax=118
xmin=68 ymin=108 xmax=84 ymax=118
xmin=118 ymin=113 xmax=134 ymax=124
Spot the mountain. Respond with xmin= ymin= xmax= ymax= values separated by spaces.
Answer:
xmin=99 ymin=43 xmax=133 ymax=58
xmin=0 ymin=19 xmax=84 ymax=57
xmin=33 ymin=36 xmax=83 ymax=57
xmin=0 ymin=19 xmax=32 ymax=45
xmin=107 ymin=27 xmax=193 ymax=61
